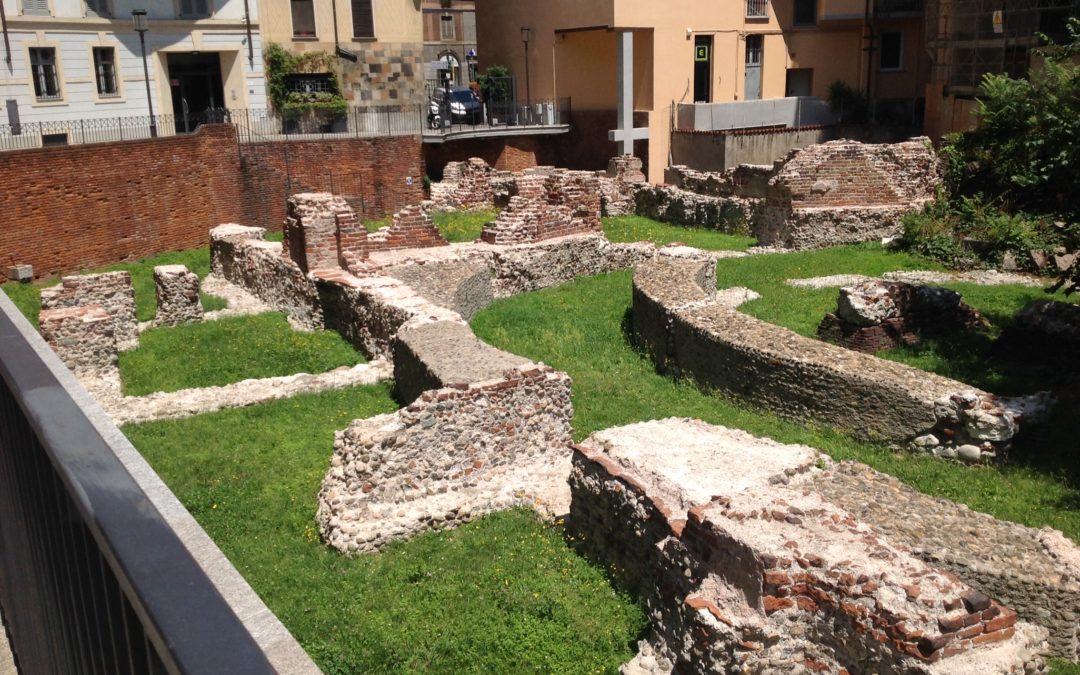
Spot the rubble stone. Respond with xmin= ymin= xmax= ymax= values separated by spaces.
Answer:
xmin=480 ymin=170 xmax=602 ymax=245
xmin=153 ymin=264 xmax=203 ymax=327
xmin=38 ymin=304 xmax=118 ymax=377
xmin=40 ymin=271 xmax=138 ymax=351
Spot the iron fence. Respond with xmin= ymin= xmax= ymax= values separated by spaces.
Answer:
xmin=0 ymin=292 xmax=282 ymax=674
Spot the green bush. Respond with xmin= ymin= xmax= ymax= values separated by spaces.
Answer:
xmin=826 ymin=80 xmax=869 ymax=124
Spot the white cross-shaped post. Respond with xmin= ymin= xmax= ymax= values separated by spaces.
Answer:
xmin=608 ymin=30 xmax=649 ymax=156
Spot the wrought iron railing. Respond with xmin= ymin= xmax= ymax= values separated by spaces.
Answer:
xmin=0 ymin=100 xmax=574 ymax=151
xmin=0 ymin=292 xmax=309 ymax=673
xmin=747 ymin=0 xmax=770 ymax=18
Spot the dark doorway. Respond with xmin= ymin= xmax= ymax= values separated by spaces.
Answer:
xmin=693 ymin=35 xmax=713 ymax=103
xmin=167 ymin=52 xmax=225 ymax=133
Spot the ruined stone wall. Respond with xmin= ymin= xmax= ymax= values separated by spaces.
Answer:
xmin=480 ymin=170 xmax=602 ymax=245
xmin=754 ymin=138 xmax=939 ymax=249
xmin=428 ymin=158 xmax=501 ymax=211
xmin=632 ymin=258 xmax=1044 ymax=454
xmin=40 ymin=271 xmax=138 ymax=351
xmin=317 ymin=364 xmax=573 ymax=554
xmin=570 ymin=419 xmax=1052 ymax=674
xmin=664 ymin=164 xmax=774 ymax=200
xmin=489 ymin=235 xmax=653 ymax=297
xmin=153 ymin=265 xmax=203 ymax=327
xmin=210 ymin=225 xmax=323 ymax=330
xmin=38 ymin=305 xmax=118 ymax=377
xmin=366 ymin=204 xmax=449 ymax=252
xmin=632 ymin=185 xmax=754 ymax=235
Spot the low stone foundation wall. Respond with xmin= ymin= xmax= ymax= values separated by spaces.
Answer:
xmin=631 ymin=257 xmax=1048 ymax=455
xmin=38 ymin=305 xmax=118 ymax=377
xmin=632 ymin=185 xmax=753 ymax=234
xmin=392 ymin=320 xmax=531 ymax=404
xmin=153 ymin=265 xmax=203 ymax=327
xmin=570 ymin=419 xmax=1052 ymax=674
xmin=211 ymin=224 xmax=323 ymax=330
xmin=813 ymin=462 xmax=1080 ymax=660
xmin=40 ymin=271 xmax=138 ymax=350
xmin=381 ymin=261 xmax=492 ymax=321
xmin=317 ymin=364 xmax=573 ymax=554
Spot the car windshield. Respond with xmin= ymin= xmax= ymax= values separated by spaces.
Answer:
xmin=450 ymin=90 xmax=478 ymax=103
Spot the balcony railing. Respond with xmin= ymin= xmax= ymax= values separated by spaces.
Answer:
xmin=747 ymin=0 xmax=769 ymax=19
xmin=0 ymin=292 xmax=316 ymax=673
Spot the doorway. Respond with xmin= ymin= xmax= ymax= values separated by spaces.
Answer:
xmin=744 ymin=35 xmax=763 ymax=101
xmin=167 ymin=53 xmax=225 ymax=133
xmin=693 ymin=35 xmax=712 ymax=103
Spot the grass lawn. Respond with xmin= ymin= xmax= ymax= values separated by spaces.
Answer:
xmin=0 ymin=246 xmax=225 ymax=327
xmin=470 ymin=268 xmax=1080 ymax=545
xmin=123 ymin=386 xmax=646 ymax=674
xmin=119 ymin=313 xmax=364 ymax=396
xmin=603 ymin=215 xmax=757 ymax=251
xmin=433 ymin=209 xmax=496 ymax=243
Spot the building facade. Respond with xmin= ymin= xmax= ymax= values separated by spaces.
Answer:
xmin=477 ymin=0 xmax=928 ymax=182
xmin=421 ymin=0 xmax=476 ymax=90
xmin=0 ymin=0 xmax=265 ymax=133
xmin=261 ymin=0 xmax=425 ymax=104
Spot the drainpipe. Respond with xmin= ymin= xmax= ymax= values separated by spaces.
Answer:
xmin=1 ymin=0 xmax=11 ymax=68
xmin=332 ymin=0 xmax=340 ymax=52
xmin=864 ymin=0 xmax=876 ymax=120
xmin=243 ymin=0 xmax=254 ymax=69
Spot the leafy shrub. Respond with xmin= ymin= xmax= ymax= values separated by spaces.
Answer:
xmin=264 ymin=43 xmax=347 ymax=116
xmin=826 ymin=81 xmax=870 ymax=124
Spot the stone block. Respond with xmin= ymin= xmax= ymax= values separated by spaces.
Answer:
xmin=39 ymin=304 xmax=118 ymax=376
xmin=40 ymin=271 xmax=138 ymax=351
xmin=153 ymin=264 xmax=203 ymax=327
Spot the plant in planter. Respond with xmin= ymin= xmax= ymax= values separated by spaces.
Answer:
xmin=265 ymin=43 xmax=349 ymax=134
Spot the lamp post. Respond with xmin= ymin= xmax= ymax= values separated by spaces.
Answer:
xmin=132 ymin=9 xmax=157 ymax=137
xmin=520 ymin=26 xmax=531 ymax=121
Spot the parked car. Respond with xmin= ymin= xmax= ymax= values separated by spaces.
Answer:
xmin=428 ymin=87 xmax=483 ymax=128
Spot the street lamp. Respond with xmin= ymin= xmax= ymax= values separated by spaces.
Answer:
xmin=520 ymin=26 xmax=531 ymax=118
xmin=132 ymin=9 xmax=157 ymax=137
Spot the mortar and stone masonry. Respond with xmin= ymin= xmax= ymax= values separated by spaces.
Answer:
xmin=631 ymin=256 xmax=1052 ymax=462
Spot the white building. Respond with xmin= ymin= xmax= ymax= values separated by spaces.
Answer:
xmin=0 ymin=0 xmax=265 ymax=142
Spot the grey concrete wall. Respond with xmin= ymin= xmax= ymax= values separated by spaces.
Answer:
xmin=671 ymin=128 xmax=833 ymax=172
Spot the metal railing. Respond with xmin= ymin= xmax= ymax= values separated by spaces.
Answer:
xmin=0 ymin=293 xmax=284 ymax=674
xmin=0 ymin=100 xmax=574 ymax=151
xmin=747 ymin=0 xmax=769 ymax=18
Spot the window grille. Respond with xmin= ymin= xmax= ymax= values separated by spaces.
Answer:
xmin=93 ymin=47 xmax=118 ymax=96
xmin=29 ymin=48 xmax=61 ymax=100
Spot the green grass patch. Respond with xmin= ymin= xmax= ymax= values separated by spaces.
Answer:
xmin=363 ymin=216 xmax=392 ymax=233
xmin=471 ymin=269 xmax=1080 ymax=543
xmin=123 ymin=386 xmax=645 ymax=674
xmin=119 ymin=313 xmax=364 ymax=396
xmin=1 ymin=246 xmax=225 ymax=327
xmin=603 ymin=216 xmax=757 ymax=251
xmin=434 ymin=209 xmax=496 ymax=243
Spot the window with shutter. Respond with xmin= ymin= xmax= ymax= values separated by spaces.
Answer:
xmin=179 ymin=0 xmax=210 ymax=18
xmin=85 ymin=0 xmax=110 ymax=17
xmin=21 ymin=0 xmax=50 ymax=16
xmin=29 ymin=48 xmax=61 ymax=100
xmin=351 ymin=0 xmax=374 ymax=39
xmin=93 ymin=47 xmax=118 ymax=96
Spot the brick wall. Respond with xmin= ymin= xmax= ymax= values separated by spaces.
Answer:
xmin=424 ymin=136 xmax=552 ymax=180
xmin=240 ymin=135 xmax=425 ymax=229
xmin=0 ymin=125 xmax=244 ymax=280
xmin=1 ymin=126 xmax=425 ymax=279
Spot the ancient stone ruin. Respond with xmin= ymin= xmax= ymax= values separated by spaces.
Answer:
xmin=818 ymin=279 xmax=989 ymax=352
xmin=997 ymin=300 xmax=1080 ymax=367
xmin=40 ymin=271 xmax=138 ymax=351
xmin=429 ymin=157 xmax=498 ymax=211
xmin=153 ymin=264 xmax=204 ymax=327
xmin=480 ymin=169 xmax=602 ymax=245
xmin=631 ymin=256 xmax=1052 ymax=462
xmin=38 ymin=304 xmax=119 ymax=378
xmin=571 ymin=419 xmax=1054 ymax=673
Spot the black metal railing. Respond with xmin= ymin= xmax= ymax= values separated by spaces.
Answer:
xmin=0 ymin=294 xmax=279 ymax=674
xmin=0 ymin=100 xmax=575 ymax=152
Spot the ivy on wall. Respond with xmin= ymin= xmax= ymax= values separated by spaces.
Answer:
xmin=264 ymin=43 xmax=348 ymax=119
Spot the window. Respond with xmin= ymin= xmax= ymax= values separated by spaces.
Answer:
xmin=879 ymin=31 xmax=903 ymax=70
xmin=85 ymin=0 xmax=110 ymax=17
xmin=178 ymin=0 xmax=209 ymax=18
xmin=794 ymin=0 xmax=816 ymax=25
xmin=21 ymin=0 xmax=50 ymax=15
xmin=440 ymin=13 xmax=455 ymax=41
xmin=93 ymin=47 xmax=118 ymax=96
xmin=746 ymin=0 xmax=768 ymax=18
xmin=291 ymin=0 xmax=316 ymax=38
xmin=351 ymin=0 xmax=374 ymax=38
xmin=29 ymin=48 xmax=61 ymax=100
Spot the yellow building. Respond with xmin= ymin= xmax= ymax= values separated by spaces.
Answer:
xmin=477 ymin=0 xmax=928 ymax=182
xmin=260 ymin=0 xmax=425 ymax=104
